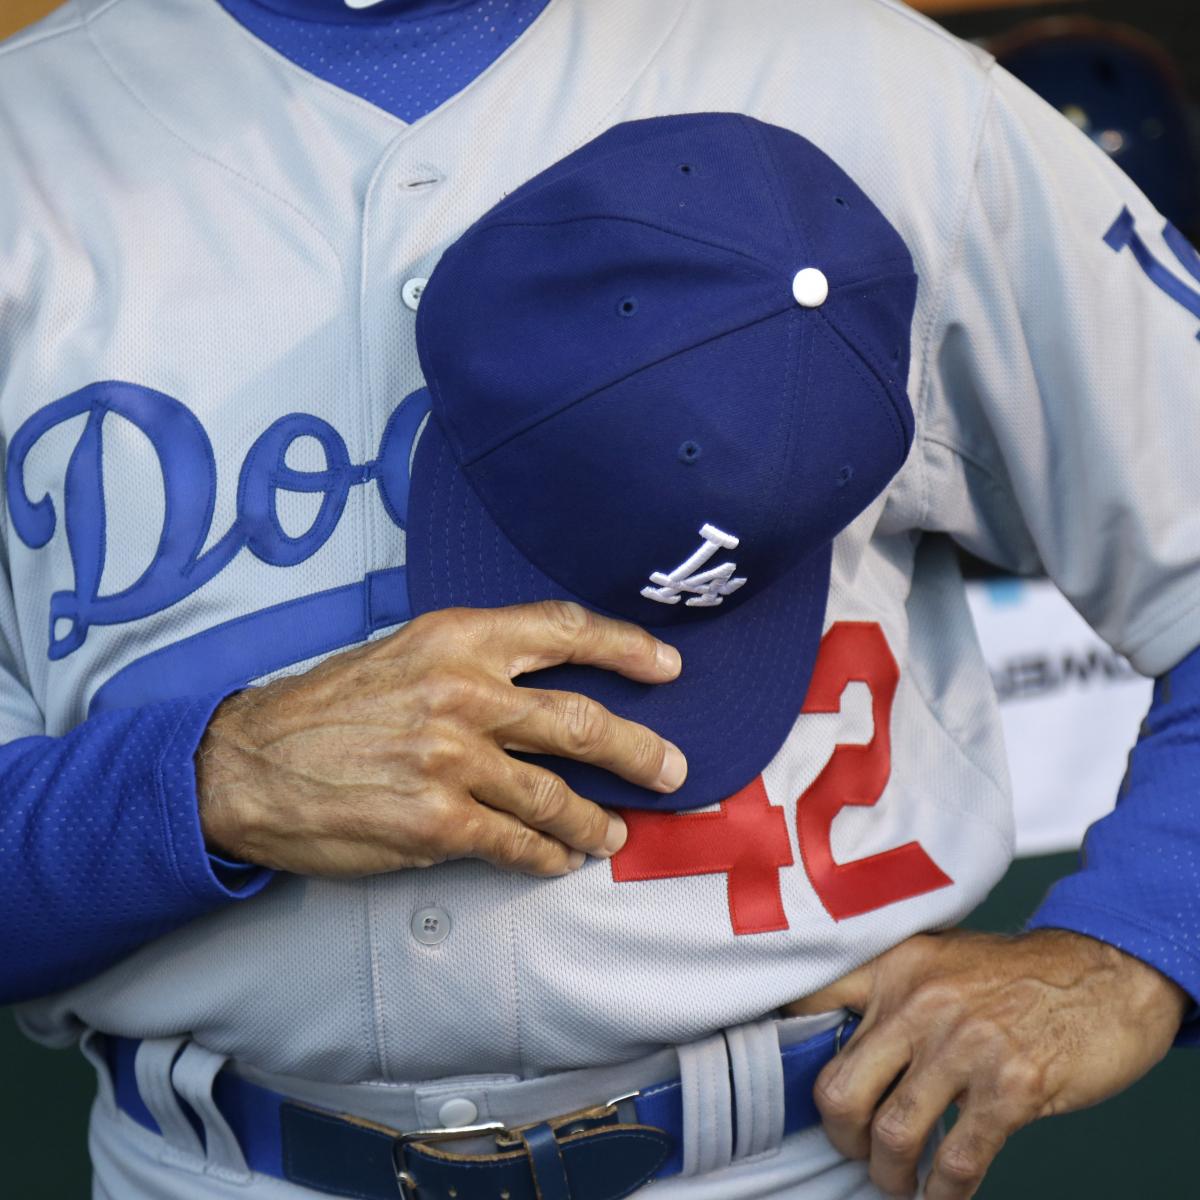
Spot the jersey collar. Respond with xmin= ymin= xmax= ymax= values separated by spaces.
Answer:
xmin=238 ymin=0 xmax=479 ymax=21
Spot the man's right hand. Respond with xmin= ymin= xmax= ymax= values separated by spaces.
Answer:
xmin=195 ymin=601 xmax=685 ymax=879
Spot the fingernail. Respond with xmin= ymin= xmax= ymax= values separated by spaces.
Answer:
xmin=656 ymin=742 xmax=688 ymax=791
xmin=602 ymin=814 xmax=628 ymax=857
xmin=655 ymin=642 xmax=682 ymax=677
xmin=566 ymin=850 xmax=586 ymax=871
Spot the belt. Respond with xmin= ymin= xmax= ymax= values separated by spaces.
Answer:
xmin=106 ymin=1017 xmax=857 ymax=1200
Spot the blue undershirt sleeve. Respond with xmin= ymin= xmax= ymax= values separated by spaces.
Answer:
xmin=0 ymin=692 xmax=274 ymax=1005
xmin=1028 ymin=643 xmax=1200 ymax=1046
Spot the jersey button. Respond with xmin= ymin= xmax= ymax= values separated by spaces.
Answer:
xmin=411 ymin=906 xmax=451 ymax=946
xmin=402 ymin=277 xmax=429 ymax=311
xmin=437 ymin=1097 xmax=479 ymax=1128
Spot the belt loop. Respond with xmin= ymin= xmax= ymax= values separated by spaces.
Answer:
xmin=78 ymin=1028 xmax=117 ymax=1112
xmin=134 ymin=1037 xmax=205 ymax=1161
xmin=172 ymin=1042 xmax=252 ymax=1182
xmin=676 ymin=1032 xmax=733 ymax=1177
xmin=517 ymin=1123 xmax=572 ymax=1200
xmin=725 ymin=1018 xmax=786 ymax=1161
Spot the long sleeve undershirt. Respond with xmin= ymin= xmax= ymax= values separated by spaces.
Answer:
xmin=1030 ymin=645 xmax=1200 ymax=1043
xmin=0 ymin=694 xmax=272 ymax=1004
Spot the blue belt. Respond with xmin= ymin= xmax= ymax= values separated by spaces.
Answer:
xmin=107 ymin=1017 xmax=857 ymax=1200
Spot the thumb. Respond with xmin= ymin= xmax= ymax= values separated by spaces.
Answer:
xmin=783 ymin=963 xmax=874 ymax=1017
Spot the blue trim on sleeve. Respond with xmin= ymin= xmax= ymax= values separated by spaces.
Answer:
xmin=0 ymin=694 xmax=273 ymax=1005
xmin=1028 ymin=643 xmax=1200 ymax=1046
xmin=209 ymin=852 xmax=261 ymax=887
xmin=162 ymin=693 xmax=274 ymax=902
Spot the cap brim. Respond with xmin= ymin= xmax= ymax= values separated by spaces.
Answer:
xmin=406 ymin=416 xmax=831 ymax=812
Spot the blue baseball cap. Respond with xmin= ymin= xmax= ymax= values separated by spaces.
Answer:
xmin=406 ymin=112 xmax=917 ymax=812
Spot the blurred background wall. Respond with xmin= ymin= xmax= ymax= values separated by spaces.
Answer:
xmin=1 ymin=0 xmax=62 ymax=37
xmin=1 ymin=0 xmax=1198 ymax=1195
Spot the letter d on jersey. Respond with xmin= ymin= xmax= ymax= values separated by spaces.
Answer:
xmin=7 ymin=382 xmax=432 ymax=712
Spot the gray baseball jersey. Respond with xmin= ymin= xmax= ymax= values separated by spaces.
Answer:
xmin=7 ymin=0 xmax=1200 ymax=1087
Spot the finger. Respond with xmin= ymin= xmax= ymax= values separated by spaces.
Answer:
xmin=474 ymin=755 xmax=627 ymax=859
xmin=504 ymin=688 xmax=687 ymax=793
xmin=867 ymin=1057 xmax=962 ymax=1199
xmin=460 ymin=801 xmax=586 ymax=877
xmin=922 ymin=1099 xmax=1016 ymax=1200
xmin=813 ymin=1017 xmax=915 ymax=1161
xmin=783 ymin=964 xmax=874 ymax=1017
xmin=500 ymin=600 xmax=682 ymax=683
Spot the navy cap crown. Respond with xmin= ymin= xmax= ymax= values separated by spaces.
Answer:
xmin=416 ymin=113 xmax=916 ymax=628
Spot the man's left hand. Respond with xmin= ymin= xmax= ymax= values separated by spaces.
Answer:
xmin=784 ymin=928 xmax=1189 ymax=1200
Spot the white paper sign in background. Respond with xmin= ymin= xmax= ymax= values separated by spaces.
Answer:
xmin=964 ymin=578 xmax=1153 ymax=857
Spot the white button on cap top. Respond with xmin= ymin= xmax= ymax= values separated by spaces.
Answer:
xmin=437 ymin=1098 xmax=479 ymax=1128
xmin=402 ymin=277 xmax=428 ymax=311
xmin=792 ymin=267 xmax=829 ymax=308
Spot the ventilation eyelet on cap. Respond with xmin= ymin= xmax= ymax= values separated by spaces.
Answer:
xmin=792 ymin=268 xmax=829 ymax=309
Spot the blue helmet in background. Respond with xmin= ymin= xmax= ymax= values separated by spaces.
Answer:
xmin=993 ymin=18 xmax=1200 ymax=240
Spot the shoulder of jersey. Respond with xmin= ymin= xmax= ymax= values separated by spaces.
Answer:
xmin=0 ymin=0 xmax=98 ymax=130
xmin=678 ymin=0 xmax=994 ymax=72
xmin=0 ymin=0 xmax=128 ymax=213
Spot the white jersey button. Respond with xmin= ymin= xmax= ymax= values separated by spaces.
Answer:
xmin=792 ymin=267 xmax=829 ymax=308
xmin=411 ymin=906 xmax=451 ymax=946
xmin=437 ymin=1097 xmax=479 ymax=1128
xmin=402 ymin=277 xmax=429 ymax=311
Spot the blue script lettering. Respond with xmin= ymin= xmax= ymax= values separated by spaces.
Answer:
xmin=7 ymin=381 xmax=430 ymax=661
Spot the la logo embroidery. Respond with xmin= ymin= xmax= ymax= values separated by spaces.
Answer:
xmin=641 ymin=523 xmax=747 ymax=608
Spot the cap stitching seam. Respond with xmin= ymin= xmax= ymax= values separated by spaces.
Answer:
xmin=743 ymin=120 xmax=916 ymax=473
xmin=823 ymin=265 xmax=919 ymax=294
xmin=811 ymin=314 xmax=909 ymax=459
xmin=461 ymin=303 xmax=793 ymax=467
xmin=477 ymin=214 xmax=777 ymax=276
xmin=741 ymin=116 xmax=807 ymax=551
xmin=436 ymin=224 xmax=770 ymax=462
xmin=741 ymin=114 xmax=807 ymax=259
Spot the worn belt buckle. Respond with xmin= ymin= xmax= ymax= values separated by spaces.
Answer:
xmin=393 ymin=1121 xmax=507 ymax=1199
xmin=393 ymin=1089 xmax=641 ymax=1198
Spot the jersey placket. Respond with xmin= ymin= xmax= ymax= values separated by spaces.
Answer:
xmin=353 ymin=0 xmax=690 ymax=1079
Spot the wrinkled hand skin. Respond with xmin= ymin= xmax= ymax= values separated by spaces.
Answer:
xmin=785 ymin=928 xmax=1189 ymax=1200
xmin=195 ymin=601 xmax=686 ymax=879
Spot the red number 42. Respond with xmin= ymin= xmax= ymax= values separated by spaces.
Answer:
xmin=611 ymin=622 xmax=952 ymax=933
